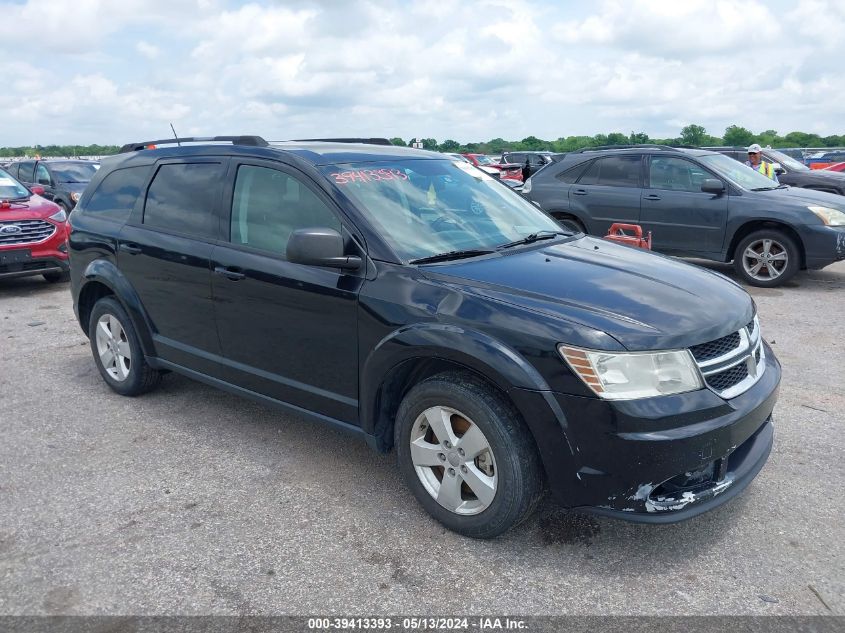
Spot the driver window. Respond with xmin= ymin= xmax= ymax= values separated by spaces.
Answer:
xmin=230 ymin=165 xmax=341 ymax=257
xmin=649 ymin=157 xmax=709 ymax=193
xmin=35 ymin=164 xmax=51 ymax=186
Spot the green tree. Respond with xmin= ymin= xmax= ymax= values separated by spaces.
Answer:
xmin=605 ymin=132 xmax=629 ymax=145
xmin=723 ymin=125 xmax=755 ymax=147
xmin=519 ymin=136 xmax=548 ymax=150
xmin=680 ymin=124 xmax=707 ymax=146
xmin=438 ymin=139 xmax=460 ymax=152
xmin=629 ymin=131 xmax=650 ymax=144
xmin=420 ymin=138 xmax=438 ymax=151
xmin=389 ymin=137 xmax=406 ymax=146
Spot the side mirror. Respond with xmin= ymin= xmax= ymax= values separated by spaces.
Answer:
xmin=29 ymin=185 xmax=45 ymax=195
xmin=701 ymin=179 xmax=725 ymax=194
xmin=286 ymin=227 xmax=362 ymax=270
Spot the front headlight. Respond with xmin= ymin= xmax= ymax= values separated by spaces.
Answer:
xmin=808 ymin=206 xmax=845 ymax=226
xmin=559 ymin=345 xmax=703 ymax=400
xmin=70 ymin=192 xmax=81 ymax=202
xmin=49 ymin=209 xmax=67 ymax=223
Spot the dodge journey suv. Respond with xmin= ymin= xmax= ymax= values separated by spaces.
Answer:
xmin=69 ymin=136 xmax=780 ymax=537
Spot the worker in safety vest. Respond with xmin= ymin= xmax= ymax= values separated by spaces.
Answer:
xmin=745 ymin=143 xmax=778 ymax=182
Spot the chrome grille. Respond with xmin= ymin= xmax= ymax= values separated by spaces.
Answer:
xmin=0 ymin=219 xmax=56 ymax=245
xmin=690 ymin=331 xmax=741 ymax=362
xmin=691 ymin=316 xmax=764 ymax=399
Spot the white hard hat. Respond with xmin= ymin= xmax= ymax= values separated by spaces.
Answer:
xmin=747 ymin=143 xmax=762 ymax=153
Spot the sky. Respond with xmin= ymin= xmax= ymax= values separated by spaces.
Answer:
xmin=1 ymin=0 xmax=844 ymax=146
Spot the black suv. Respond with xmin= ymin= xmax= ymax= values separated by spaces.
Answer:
xmin=500 ymin=151 xmax=554 ymax=178
xmin=706 ymin=146 xmax=845 ymax=196
xmin=5 ymin=159 xmax=99 ymax=214
xmin=69 ymin=136 xmax=779 ymax=537
xmin=525 ymin=145 xmax=845 ymax=287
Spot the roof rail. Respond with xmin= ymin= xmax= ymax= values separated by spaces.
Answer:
xmin=118 ymin=135 xmax=269 ymax=153
xmin=290 ymin=137 xmax=393 ymax=146
xmin=572 ymin=144 xmax=679 ymax=153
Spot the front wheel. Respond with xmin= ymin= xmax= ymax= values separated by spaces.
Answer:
xmin=395 ymin=372 xmax=543 ymax=538
xmin=733 ymin=229 xmax=800 ymax=287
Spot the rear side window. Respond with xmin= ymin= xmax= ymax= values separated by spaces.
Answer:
xmin=578 ymin=155 xmax=641 ymax=187
xmin=85 ymin=166 xmax=150 ymax=222
xmin=17 ymin=162 xmax=34 ymax=182
xmin=5 ymin=163 xmax=19 ymax=178
xmin=556 ymin=161 xmax=591 ymax=183
xmin=143 ymin=162 xmax=223 ymax=239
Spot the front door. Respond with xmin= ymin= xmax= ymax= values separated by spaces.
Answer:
xmin=640 ymin=156 xmax=728 ymax=253
xmin=211 ymin=161 xmax=363 ymax=424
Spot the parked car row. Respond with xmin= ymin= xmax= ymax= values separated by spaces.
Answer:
xmin=67 ymin=135 xmax=781 ymax=538
xmin=524 ymin=144 xmax=845 ymax=287
xmin=4 ymin=159 xmax=99 ymax=214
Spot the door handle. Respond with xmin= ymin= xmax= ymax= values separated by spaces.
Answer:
xmin=119 ymin=243 xmax=142 ymax=255
xmin=644 ymin=194 xmax=661 ymax=201
xmin=572 ymin=189 xmax=588 ymax=196
xmin=214 ymin=266 xmax=246 ymax=281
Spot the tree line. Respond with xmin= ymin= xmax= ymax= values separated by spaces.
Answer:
xmin=3 ymin=125 xmax=844 ymax=158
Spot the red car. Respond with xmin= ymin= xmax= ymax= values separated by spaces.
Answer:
xmin=823 ymin=161 xmax=845 ymax=173
xmin=461 ymin=153 xmax=524 ymax=181
xmin=0 ymin=168 xmax=70 ymax=283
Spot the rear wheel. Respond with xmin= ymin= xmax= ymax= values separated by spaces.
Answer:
xmin=733 ymin=229 xmax=800 ymax=287
xmin=554 ymin=214 xmax=585 ymax=234
xmin=395 ymin=372 xmax=543 ymax=538
xmin=88 ymin=296 xmax=162 ymax=396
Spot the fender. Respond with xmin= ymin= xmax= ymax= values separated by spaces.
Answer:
xmin=81 ymin=258 xmax=157 ymax=358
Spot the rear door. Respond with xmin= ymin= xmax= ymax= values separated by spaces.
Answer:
xmin=639 ymin=155 xmax=728 ymax=253
xmin=117 ymin=158 xmax=227 ymax=373
xmin=210 ymin=160 xmax=363 ymax=423
xmin=569 ymin=154 xmax=643 ymax=235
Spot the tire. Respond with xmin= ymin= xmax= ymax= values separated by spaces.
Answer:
xmin=395 ymin=371 xmax=543 ymax=538
xmin=733 ymin=229 xmax=800 ymax=287
xmin=554 ymin=214 xmax=585 ymax=234
xmin=88 ymin=296 xmax=162 ymax=396
xmin=43 ymin=270 xmax=69 ymax=283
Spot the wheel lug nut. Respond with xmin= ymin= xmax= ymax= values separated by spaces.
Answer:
xmin=458 ymin=448 xmax=465 ymax=456
xmin=438 ymin=453 xmax=446 ymax=462
xmin=448 ymin=468 xmax=456 ymax=477
xmin=443 ymin=441 xmax=451 ymax=449
xmin=460 ymin=465 xmax=468 ymax=473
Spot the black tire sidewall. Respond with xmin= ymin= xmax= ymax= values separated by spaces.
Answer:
xmin=88 ymin=296 xmax=148 ymax=396
xmin=734 ymin=230 xmax=800 ymax=287
xmin=395 ymin=375 xmax=540 ymax=538
xmin=555 ymin=215 xmax=585 ymax=234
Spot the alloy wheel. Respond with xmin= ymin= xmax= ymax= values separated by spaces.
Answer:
xmin=741 ymin=238 xmax=789 ymax=282
xmin=95 ymin=314 xmax=132 ymax=381
xmin=409 ymin=406 xmax=497 ymax=515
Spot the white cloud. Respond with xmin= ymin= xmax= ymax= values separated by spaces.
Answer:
xmin=1 ymin=0 xmax=844 ymax=145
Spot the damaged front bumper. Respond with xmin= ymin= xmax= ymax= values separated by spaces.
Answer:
xmin=528 ymin=341 xmax=780 ymax=522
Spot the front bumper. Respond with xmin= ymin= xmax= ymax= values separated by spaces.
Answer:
xmin=509 ymin=341 xmax=780 ymax=522
xmin=800 ymin=224 xmax=845 ymax=269
xmin=0 ymin=221 xmax=69 ymax=280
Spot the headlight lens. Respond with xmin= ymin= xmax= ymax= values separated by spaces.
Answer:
xmin=808 ymin=206 xmax=845 ymax=226
xmin=49 ymin=209 xmax=67 ymax=223
xmin=559 ymin=345 xmax=703 ymax=400
xmin=70 ymin=192 xmax=81 ymax=202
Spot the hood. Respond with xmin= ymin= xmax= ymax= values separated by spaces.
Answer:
xmin=422 ymin=236 xmax=753 ymax=351
xmin=0 ymin=194 xmax=62 ymax=221
xmin=753 ymin=184 xmax=845 ymax=208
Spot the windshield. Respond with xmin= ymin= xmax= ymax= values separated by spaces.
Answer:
xmin=698 ymin=153 xmax=782 ymax=190
xmin=323 ymin=159 xmax=564 ymax=261
xmin=49 ymin=162 xmax=99 ymax=183
xmin=0 ymin=169 xmax=31 ymax=200
xmin=472 ymin=155 xmax=495 ymax=165
xmin=766 ymin=149 xmax=808 ymax=172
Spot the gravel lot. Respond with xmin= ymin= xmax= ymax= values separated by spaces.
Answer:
xmin=0 ymin=261 xmax=843 ymax=616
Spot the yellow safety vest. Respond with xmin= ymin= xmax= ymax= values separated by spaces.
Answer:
xmin=753 ymin=161 xmax=774 ymax=179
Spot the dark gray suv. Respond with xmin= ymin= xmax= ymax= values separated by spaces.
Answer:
xmin=524 ymin=145 xmax=845 ymax=287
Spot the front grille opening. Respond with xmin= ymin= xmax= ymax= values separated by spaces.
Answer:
xmin=651 ymin=461 xmax=719 ymax=499
xmin=705 ymin=362 xmax=749 ymax=392
xmin=690 ymin=331 xmax=741 ymax=362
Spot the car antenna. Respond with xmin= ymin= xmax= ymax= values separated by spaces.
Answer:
xmin=170 ymin=123 xmax=181 ymax=146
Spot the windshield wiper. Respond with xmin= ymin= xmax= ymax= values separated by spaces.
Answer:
xmin=496 ymin=230 xmax=569 ymax=250
xmin=750 ymin=186 xmax=778 ymax=191
xmin=409 ymin=249 xmax=494 ymax=265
